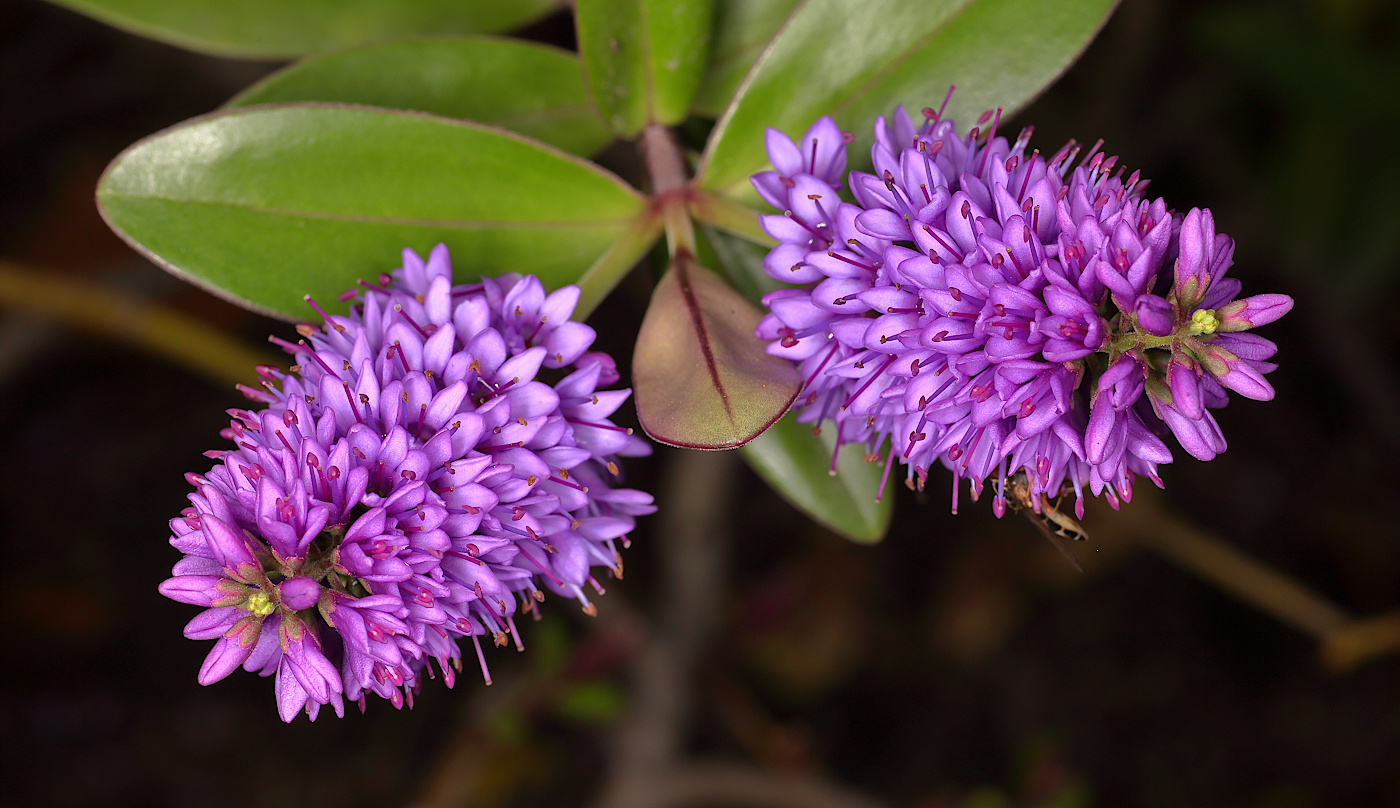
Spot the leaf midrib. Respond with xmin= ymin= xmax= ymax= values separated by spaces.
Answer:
xmin=675 ymin=255 xmax=735 ymax=420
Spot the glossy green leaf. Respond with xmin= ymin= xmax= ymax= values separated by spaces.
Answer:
xmin=575 ymin=0 xmax=714 ymax=136
xmin=49 ymin=0 xmax=560 ymax=59
xmin=691 ymin=0 xmax=801 ymax=117
xmin=227 ymin=37 xmax=611 ymax=157
xmin=633 ymin=252 xmax=800 ymax=449
xmin=697 ymin=0 xmax=1121 ymax=196
xmin=741 ymin=413 xmax=893 ymax=543
xmin=97 ymin=105 xmax=645 ymax=319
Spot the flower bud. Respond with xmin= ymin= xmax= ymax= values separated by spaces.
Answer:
xmin=1173 ymin=207 xmax=1215 ymax=309
xmin=1217 ymin=293 xmax=1293 ymax=332
xmin=1167 ymin=356 xmax=1203 ymax=421
xmin=578 ymin=351 xmax=620 ymax=386
xmin=1198 ymin=344 xmax=1275 ymax=401
xmin=278 ymin=576 xmax=322 ymax=612
xmin=1134 ymin=294 xmax=1174 ymax=337
xmin=1148 ymin=383 xmax=1226 ymax=462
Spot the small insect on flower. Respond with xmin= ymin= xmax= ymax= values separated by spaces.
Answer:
xmin=1003 ymin=471 xmax=1088 ymax=572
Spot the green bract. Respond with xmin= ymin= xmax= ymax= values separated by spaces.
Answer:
xmin=632 ymin=254 xmax=801 ymax=450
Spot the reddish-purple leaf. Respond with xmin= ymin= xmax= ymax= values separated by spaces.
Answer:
xmin=633 ymin=252 xmax=801 ymax=449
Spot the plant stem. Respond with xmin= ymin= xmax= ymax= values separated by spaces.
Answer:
xmin=639 ymin=123 xmax=696 ymax=257
xmin=596 ymin=449 xmax=733 ymax=808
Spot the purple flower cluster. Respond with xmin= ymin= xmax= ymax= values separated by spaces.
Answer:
xmin=753 ymin=95 xmax=1291 ymax=517
xmin=159 ymin=245 xmax=653 ymax=721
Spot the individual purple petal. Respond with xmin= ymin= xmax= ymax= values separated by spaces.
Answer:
xmin=544 ymin=321 xmax=596 ymax=367
xmin=1211 ymin=332 xmax=1278 ymax=361
xmin=1215 ymin=359 xmax=1275 ymax=401
xmin=184 ymin=607 xmax=240 ymax=640
xmin=751 ymin=171 xmax=791 ymax=211
xmin=275 ymin=660 xmax=311 ymax=723
xmin=764 ymin=126 xmax=803 ymax=176
xmin=159 ymin=575 xmax=228 ymax=607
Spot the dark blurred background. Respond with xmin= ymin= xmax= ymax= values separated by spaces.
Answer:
xmin=2 ymin=0 xmax=1398 ymax=806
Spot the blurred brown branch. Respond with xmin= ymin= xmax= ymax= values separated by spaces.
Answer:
xmin=0 ymin=260 xmax=280 ymax=387
xmin=597 ymin=448 xmax=732 ymax=808
xmin=594 ymin=449 xmax=889 ymax=808
xmin=1093 ymin=488 xmax=1400 ymax=672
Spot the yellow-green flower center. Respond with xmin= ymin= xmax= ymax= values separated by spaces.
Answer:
xmin=245 ymin=590 xmax=275 ymax=617
xmin=1189 ymin=308 xmax=1219 ymax=336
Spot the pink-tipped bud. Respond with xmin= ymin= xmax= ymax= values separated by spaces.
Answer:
xmin=1217 ymin=293 xmax=1293 ymax=332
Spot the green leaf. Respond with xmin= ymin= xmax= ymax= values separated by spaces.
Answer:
xmin=632 ymin=252 xmax=800 ymax=449
xmin=691 ymin=0 xmax=802 ymax=117
xmin=48 ymin=0 xmax=560 ymax=59
xmin=741 ymin=413 xmax=893 ymax=543
xmin=697 ymin=0 xmax=1121 ymax=196
xmin=98 ymin=104 xmax=645 ymax=319
xmin=575 ymin=0 xmax=714 ymax=136
xmin=227 ymin=37 xmax=612 ymax=157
